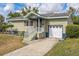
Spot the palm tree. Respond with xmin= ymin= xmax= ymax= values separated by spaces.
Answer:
xmin=21 ymin=7 xmax=31 ymax=16
xmin=21 ymin=6 xmax=39 ymax=16
xmin=0 ymin=15 xmax=5 ymax=32
xmin=0 ymin=15 xmax=14 ymax=32
xmin=32 ymin=7 xmax=39 ymax=13
xmin=68 ymin=7 xmax=76 ymax=15
xmin=67 ymin=7 xmax=76 ymax=24
xmin=21 ymin=8 xmax=27 ymax=16
xmin=0 ymin=15 xmax=4 ymax=23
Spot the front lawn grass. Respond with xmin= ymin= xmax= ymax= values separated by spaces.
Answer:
xmin=0 ymin=34 xmax=24 ymax=55
xmin=45 ymin=38 xmax=79 ymax=56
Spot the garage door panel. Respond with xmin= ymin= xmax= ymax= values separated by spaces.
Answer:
xmin=49 ymin=25 xmax=63 ymax=39
xmin=54 ymin=27 xmax=62 ymax=38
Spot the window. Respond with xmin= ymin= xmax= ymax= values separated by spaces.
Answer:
xmin=24 ymin=20 xmax=33 ymax=26
xmin=30 ymin=21 xmax=33 ymax=26
xmin=24 ymin=21 xmax=28 ymax=26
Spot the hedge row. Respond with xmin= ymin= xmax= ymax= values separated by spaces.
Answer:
xmin=66 ymin=24 xmax=79 ymax=38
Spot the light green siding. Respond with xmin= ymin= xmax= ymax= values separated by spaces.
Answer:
xmin=11 ymin=21 xmax=27 ymax=31
xmin=9 ymin=20 xmax=37 ymax=32
xmin=44 ymin=19 xmax=68 ymax=33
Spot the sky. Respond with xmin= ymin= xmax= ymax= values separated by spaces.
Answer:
xmin=0 ymin=3 xmax=79 ymax=17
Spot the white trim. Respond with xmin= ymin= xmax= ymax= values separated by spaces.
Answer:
xmin=8 ymin=18 xmax=29 ymax=22
xmin=41 ymin=16 xmax=69 ymax=19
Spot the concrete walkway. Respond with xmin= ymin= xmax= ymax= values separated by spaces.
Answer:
xmin=4 ymin=38 xmax=59 ymax=56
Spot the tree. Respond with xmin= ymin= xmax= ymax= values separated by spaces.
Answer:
xmin=0 ymin=15 xmax=14 ymax=32
xmin=0 ymin=15 xmax=4 ymax=22
xmin=21 ymin=7 xmax=31 ymax=16
xmin=21 ymin=8 xmax=28 ymax=16
xmin=72 ymin=16 xmax=79 ymax=24
xmin=32 ymin=7 xmax=39 ymax=13
xmin=0 ymin=23 xmax=13 ymax=32
xmin=8 ymin=12 xmax=21 ymax=18
xmin=67 ymin=7 xmax=75 ymax=16
xmin=21 ymin=6 xmax=39 ymax=16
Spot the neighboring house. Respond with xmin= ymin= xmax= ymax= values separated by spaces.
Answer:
xmin=8 ymin=11 xmax=73 ymax=42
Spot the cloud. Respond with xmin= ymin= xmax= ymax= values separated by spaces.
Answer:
xmin=26 ymin=3 xmax=66 ymax=14
xmin=26 ymin=3 xmax=40 ymax=8
xmin=4 ymin=3 xmax=14 ymax=13
xmin=66 ymin=3 xmax=79 ymax=12
xmin=0 ymin=7 xmax=4 ymax=15
xmin=39 ymin=3 xmax=65 ymax=14
xmin=0 ymin=3 xmax=79 ymax=16
xmin=68 ymin=3 xmax=79 ymax=9
xmin=1 ymin=4 xmax=14 ymax=22
xmin=26 ymin=3 xmax=79 ymax=14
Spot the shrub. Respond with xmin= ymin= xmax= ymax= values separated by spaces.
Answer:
xmin=18 ymin=31 xmax=24 ymax=37
xmin=66 ymin=24 xmax=79 ymax=38
xmin=72 ymin=16 xmax=79 ymax=24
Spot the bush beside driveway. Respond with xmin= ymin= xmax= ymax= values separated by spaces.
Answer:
xmin=66 ymin=24 xmax=79 ymax=38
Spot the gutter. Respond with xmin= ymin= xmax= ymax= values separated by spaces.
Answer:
xmin=7 ymin=18 xmax=29 ymax=22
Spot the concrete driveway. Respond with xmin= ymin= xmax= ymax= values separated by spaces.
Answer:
xmin=4 ymin=38 xmax=59 ymax=56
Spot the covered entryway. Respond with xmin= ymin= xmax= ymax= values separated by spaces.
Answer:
xmin=49 ymin=25 xmax=63 ymax=39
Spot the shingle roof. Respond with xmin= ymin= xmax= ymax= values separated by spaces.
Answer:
xmin=39 ymin=12 xmax=69 ymax=17
xmin=7 ymin=16 xmax=24 ymax=19
xmin=24 ymin=11 xmax=70 ymax=19
xmin=7 ymin=16 xmax=28 ymax=22
xmin=8 ymin=11 xmax=70 ymax=22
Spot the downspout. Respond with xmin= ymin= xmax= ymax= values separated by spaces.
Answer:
xmin=37 ymin=18 xmax=40 ymax=32
xmin=68 ymin=13 xmax=73 ymax=24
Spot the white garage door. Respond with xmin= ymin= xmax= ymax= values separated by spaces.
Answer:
xmin=49 ymin=25 xmax=63 ymax=39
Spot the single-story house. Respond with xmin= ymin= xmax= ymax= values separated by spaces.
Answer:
xmin=8 ymin=11 xmax=73 ymax=41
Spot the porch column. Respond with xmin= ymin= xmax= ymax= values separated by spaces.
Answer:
xmin=27 ymin=20 xmax=31 ymax=33
xmin=37 ymin=18 xmax=40 ymax=32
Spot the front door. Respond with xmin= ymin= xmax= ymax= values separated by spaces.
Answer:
xmin=37 ymin=18 xmax=44 ymax=32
